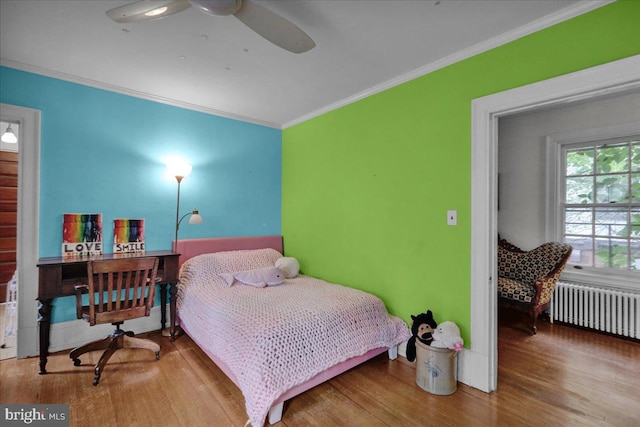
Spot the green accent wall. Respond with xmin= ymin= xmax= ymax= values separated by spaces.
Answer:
xmin=282 ymin=1 xmax=640 ymax=345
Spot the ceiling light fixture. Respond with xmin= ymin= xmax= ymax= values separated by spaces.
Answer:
xmin=144 ymin=6 xmax=168 ymax=17
xmin=1 ymin=124 xmax=17 ymax=144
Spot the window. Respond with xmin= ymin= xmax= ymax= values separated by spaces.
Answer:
xmin=563 ymin=139 xmax=640 ymax=270
xmin=546 ymin=123 xmax=640 ymax=289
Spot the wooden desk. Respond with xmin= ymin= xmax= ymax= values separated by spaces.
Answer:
xmin=37 ymin=250 xmax=180 ymax=374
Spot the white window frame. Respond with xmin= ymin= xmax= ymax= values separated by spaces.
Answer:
xmin=545 ymin=121 xmax=640 ymax=291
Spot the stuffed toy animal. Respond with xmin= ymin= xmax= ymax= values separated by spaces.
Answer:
xmin=431 ymin=321 xmax=464 ymax=352
xmin=220 ymin=266 xmax=285 ymax=288
xmin=406 ymin=310 xmax=437 ymax=362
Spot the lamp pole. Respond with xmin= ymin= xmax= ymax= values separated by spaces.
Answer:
xmin=174 ymin=175 xmax=183 ymax=246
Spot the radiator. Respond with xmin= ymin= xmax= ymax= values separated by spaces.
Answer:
xmin=550 ymin=282 xmax=640 ymax=339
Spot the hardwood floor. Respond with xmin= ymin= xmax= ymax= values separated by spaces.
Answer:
xmin=1 ymin=320 xmax=638 ymax=427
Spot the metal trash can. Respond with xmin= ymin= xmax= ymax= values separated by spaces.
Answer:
xmin=415 ymin=340 xmax=458 ymax=395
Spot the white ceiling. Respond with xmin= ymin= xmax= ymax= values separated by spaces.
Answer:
xmin=0 ymin=0 xmax=607 ymax=129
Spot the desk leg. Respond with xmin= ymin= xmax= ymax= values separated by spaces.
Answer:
xmin=159 ymin=283 xmax=168 ymax=331
xmin=169 ymin=281 xmax=178 ymax=342
xmin=38 ymin=299 xmax=53 ymax=375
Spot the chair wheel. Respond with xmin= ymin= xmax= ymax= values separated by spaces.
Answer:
xmin=155 ymin=351 xmax=160 ymax=360
xmin=73 ymin=359 xmax=81 ymax=366
xmin=93 ymin=376 xmax=100 ymax=386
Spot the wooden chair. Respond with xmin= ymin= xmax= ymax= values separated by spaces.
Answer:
xmin=497 ymin=238 xmax=572 ymax=334
xmin=69 ymin=257 xmax=160 ymax=385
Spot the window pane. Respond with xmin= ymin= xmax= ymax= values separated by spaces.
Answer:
xmin=565 ymin=207 xmax=592 ymax=235
xmin=632 ymin=207 xmax=640 ymax=238
xmin=632 ymin=141 xmax=639 ymax=172
xmin=595 ymin=174 xmax=628 ymax=203
xmin=632 ymin=172 xmax=640 ymax=203
xmin=594 ymin=238 xmax=628 ymax=269
xmin=595 ymin=207 xmax=628 ymax=237
xmin=631 ymin=239 xmax=640 ymax=271
xmin=566 ymin=148 xmax=594 ymax=176
xmin=596 ymin=144 xmax=628 ymax=174
xmin=566 ymin=176 xmax=593 ymax=204
xmin=565 ymin=236 xmax=593 ymax=267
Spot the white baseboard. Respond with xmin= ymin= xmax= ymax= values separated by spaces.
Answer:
xmin=16 ymin=325 xmax=38 ymax=359
xmin=47 ymin=305 xmax=167 ymax=354
xmin=457 ymin=349 xmax=491 ymax=393
xmin=397 ymin=339 xmax=408 ymax=358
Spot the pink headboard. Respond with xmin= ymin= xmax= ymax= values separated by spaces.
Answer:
xmin=173 ymin=235 xmax=283 ymax=268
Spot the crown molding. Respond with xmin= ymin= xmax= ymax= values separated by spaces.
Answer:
xmin=282 ymin=0 xmax=614 ymax=129
xmin=0 ymin=58 xmax=281 ymax=130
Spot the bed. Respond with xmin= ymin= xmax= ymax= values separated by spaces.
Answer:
xmin=175 ymin=236 xmax=411 ymax=426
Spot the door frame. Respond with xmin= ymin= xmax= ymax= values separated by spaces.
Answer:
xmin=0 ymin=103 xmax=40 ymax=358
xmin=468 ymin=55 xmax=640 ymax=392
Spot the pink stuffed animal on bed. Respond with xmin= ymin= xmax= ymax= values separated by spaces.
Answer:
xmin=431 ymin=321 xmax=464 ymax=352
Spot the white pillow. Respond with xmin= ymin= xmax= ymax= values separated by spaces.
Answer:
xmin=275 ymin=257 xmax=300 ymax=278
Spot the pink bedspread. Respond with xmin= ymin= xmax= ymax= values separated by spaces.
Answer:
xmin=177 ymin=248 xmax=410 ymax=426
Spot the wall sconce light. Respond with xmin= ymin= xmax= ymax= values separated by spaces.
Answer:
xmin=1 ymin=124 xmax=18 ymax=144
xmin=167 ymin=161 xmax=203 ymax=250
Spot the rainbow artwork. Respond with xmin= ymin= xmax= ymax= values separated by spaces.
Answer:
xmin=62 ymin=213 xmax=103 ymax=257
xmin=113 ymin=218 xmax=145 ymax=254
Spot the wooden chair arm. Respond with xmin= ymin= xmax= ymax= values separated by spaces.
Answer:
xmin=535 ymin=248 xmax=572 ymax=305
xmin=74 ymin=284 xmax=88 ymax=319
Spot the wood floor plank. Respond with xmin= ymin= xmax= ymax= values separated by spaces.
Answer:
xmin=176 ymin=337 xmax=249 ymax=423
xmin=1 ymin=321 xmax=639 ymax=426
xmin=283 ymin=381 xmax=387 ymax=427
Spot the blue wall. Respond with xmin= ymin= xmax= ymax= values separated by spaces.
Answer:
xmin=1 ymin=66 xmax=282 ymax=322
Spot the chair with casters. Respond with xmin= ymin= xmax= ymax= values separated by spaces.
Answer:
xmin=70 ymin=257 xmax=160 ymax=385
xmin=497 ymin=237 xmax=572 ymax=334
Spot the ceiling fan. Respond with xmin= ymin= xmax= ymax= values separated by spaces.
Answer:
xmin=106 ymin=0 xmax=316 ymax=54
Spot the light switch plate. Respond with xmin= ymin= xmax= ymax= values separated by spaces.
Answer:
xmin=447 ymin=210 xmax=457 ymax=226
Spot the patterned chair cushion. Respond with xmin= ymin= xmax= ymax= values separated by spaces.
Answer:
xmin=498 ymin=277 xmax=536 ymax=303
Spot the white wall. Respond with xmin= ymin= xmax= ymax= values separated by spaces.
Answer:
xmin=497 ymin=90 xmax=640 ymax=249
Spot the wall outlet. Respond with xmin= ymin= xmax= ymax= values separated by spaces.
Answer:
xmin=447 ymin=210 xmax=457 ymax=226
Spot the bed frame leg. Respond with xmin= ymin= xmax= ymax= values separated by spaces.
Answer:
xmin=268 ymin=402 xmax=284 ymax=424
xmin=387 ymin=346 xmax=398 ymax=360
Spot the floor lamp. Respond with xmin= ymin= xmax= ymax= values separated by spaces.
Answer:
xmin=165 ymin=160 xmax=203 ymax=338
xmin=167 ymin=161 xmax=203 ymax=251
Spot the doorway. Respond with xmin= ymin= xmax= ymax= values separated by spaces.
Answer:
xmin=0 ymin=103 xmax=41 ymax=359
xmin=0 ymin=119 xmax=19 ymax=358
xmin=467 ymin=55 xmax=640 ymax=393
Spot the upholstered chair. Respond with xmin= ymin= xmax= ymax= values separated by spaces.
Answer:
xmin=497 ymin=238 xmax=572 ymax=334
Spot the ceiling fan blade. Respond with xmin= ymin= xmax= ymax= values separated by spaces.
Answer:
xmin=188 ymin=0 xmax=240 ymax=16
xmin=234 ymin=1 xmax=315 ymax=54
xmin=106 ymin=0 xmax=192 ymax=24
